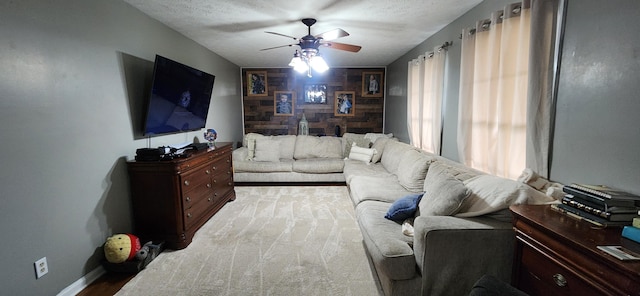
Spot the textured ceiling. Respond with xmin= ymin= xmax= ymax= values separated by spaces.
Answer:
xmin=123 ymin=0 xmax=482 ymax=67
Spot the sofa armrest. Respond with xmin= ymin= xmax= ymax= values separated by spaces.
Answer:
xmin=413 ymin=215 xmax=514 ymax=296
xmin=232 ymin=147 xmax=248 ymax=161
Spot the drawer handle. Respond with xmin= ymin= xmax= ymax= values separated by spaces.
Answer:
xmin=213 ymin=166 xmax=217 ymax=170
xmin=226 ymin=159 xmax=230 ymax=163
xmin=187 ymin=213 xmax=192 ymax=218
xmin=186 ymin=197 xmax=191 ymax=202
xmin=228 ymin=182 xmax=233 ymax=186
xmin=205 ymin=170 xmax=210 ymax=174
xmin=206 ymin=183 xmax=211 ymax=188
xmin=213 ymin=179 xmax=217 ymax=184
xmin=214 ymin=192 xmax=218 ymax=197
xmin=553 ymin=273 xmax=567 ymax=287
xmin=207 ymin=197 xmax=212 ymax=202
xmin=184 ymin=180 xmax=190 ymax=186
xmin=227 ymin=171 xmax=231 ymax=175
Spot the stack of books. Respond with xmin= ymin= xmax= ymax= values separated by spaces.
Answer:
xmin=553 ymin=183 xmax=640 ymax=227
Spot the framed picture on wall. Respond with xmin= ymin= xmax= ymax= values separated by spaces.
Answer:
xmin=247 ymin=70 xmax=268 ymax=96
xmin=334 ymin=91 xmax=355 ymax=117
xmin=304 ymin=84 xmax=327 ymax=104
xmin=362 ymin=71 xmax=383 ymax=97
xmin=274 ymin=91 xmax=295 ymax=116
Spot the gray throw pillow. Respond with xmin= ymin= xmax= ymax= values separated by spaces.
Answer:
xmin=370 ymin=137 xmax=393 ymax=163
xmin=418 ymin=162 xmax=470 ymax=216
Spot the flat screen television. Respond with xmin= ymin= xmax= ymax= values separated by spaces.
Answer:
xmin=142 ymin=55 xmax=215 ymax=137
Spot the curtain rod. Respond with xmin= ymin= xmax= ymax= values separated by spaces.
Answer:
xmin=425 ymin=41 xmax=453 ymax=59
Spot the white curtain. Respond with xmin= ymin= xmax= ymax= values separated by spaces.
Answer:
xmin=458 ymin=2 xmax=531 ymax=179
xmin=407 ymin=47 xmax=446 ymax=154
xmin=526 ymin=0 xmax=562 ymax=178
xmin=458 ymin=0 xmax=561 ymax=180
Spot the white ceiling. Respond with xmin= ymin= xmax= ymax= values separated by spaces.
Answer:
xmin=123 ymin=0 xmax=482 ymax=68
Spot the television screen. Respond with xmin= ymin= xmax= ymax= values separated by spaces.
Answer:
xmin=143 ymin=55 xmax=215 ymax=137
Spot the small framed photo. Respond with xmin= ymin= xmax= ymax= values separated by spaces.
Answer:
xmin=304 ymin=84 xmax=327 ymax=104
xmin=274 ymin=91 xmax=295 ymax=116
xmin=247 ymin=70 xmax=268 ymax=96
xmin=362 ymin=71 xmax=383 ymax=97
xmin=334 ymin=91 xmax=355 ymax=117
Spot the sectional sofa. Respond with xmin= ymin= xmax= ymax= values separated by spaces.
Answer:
xmin=232 ymin=133 xmax=555 ymax=295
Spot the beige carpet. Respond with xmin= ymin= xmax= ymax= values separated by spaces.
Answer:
xmin=116 ymin=186 xmax=382 ymax=296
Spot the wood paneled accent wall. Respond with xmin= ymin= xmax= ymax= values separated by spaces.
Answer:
xmin=242 ymin=67 xmax=385 ymax=136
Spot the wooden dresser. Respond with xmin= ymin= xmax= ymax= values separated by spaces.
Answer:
xmin=510 ymin=204 xmax=640 ymax=295
xmin=127 ymin=142 xmax=235 ymax=249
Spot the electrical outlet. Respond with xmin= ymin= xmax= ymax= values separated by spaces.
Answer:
xmin=34 ymin=257 xmax=48 ymax=279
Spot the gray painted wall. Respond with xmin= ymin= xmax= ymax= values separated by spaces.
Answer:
xmin=551 ymin=0 xmax=640 ymax=193
xmin=0 ymin=1 xmax=242 ymax=295
xmin=386 ymin=0 xmax=640 ymax=194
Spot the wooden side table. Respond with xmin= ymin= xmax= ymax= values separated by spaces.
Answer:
xmin=510 ymin=204 xmax=640 ymax=295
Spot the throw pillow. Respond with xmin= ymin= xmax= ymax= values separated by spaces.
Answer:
xmin=418 ymin=162 xmax=470 ymax=216
xmin=364 ymin=132 xmax=393 ymax=143
xmin=344 ymin=138 xmax=371 ymax=158
xmin=246 ymin=138 xmax=256 ymax=160
xmin=370 ymin=137 xmax=394 ymax=163
xmin=253 ymin=138 xmax=280 ymax=162
xmin=385 ymin=193 xmax=424 ymax=222
xmin=348 ymin=144 xmax=377 ymax=164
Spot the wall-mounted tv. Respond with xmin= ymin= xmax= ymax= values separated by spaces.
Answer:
xmin=142 ymin=55 xmax=215 ymax=137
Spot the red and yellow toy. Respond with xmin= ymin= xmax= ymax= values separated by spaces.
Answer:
xmin=103 ymin=234 xmax=142 ymax=264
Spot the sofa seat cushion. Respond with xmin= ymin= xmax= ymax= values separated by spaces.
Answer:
xmin=294 ymin=136 xmax=343 ymax=159
xmin=356 ymin=200 xmax=416 ymax=281
xmin=233 ymin=159 xmax=293 ymax=173
xmin=292 ymin=158 xmax=344 ymax=173
xmin=349 ymin=176 xmax=414 ymax=205
xmin=343 ymin=160 xmax=392 ymax=184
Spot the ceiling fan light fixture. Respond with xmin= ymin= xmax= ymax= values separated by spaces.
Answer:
xmin=289 ymin=51 xmax=309 ymax=73
xmin=309 ymin=55 xmax=329 ymax=73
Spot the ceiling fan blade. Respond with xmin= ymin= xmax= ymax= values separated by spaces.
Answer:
xmin=322 ymin=41 xmax=362 ymax=53
xmin=260 ymin=44 xmax=296 ymax=51
xmin=265 ymin=31 xmax=298 ymax=41
xmin=315 ymin=28 xmax=349 ymax=41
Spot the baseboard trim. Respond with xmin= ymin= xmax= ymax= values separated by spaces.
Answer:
xmin=57 ymin=266 xmax=106 ymax=296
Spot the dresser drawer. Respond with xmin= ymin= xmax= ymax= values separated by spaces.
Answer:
xmin=210 ymin=155 xmax=232 ymax=175
xmin=518 ymin=240 xmax=601 ymax=296
xmin=180 ymin=165 xmax=213 ymax=194
xmin=183 ymin=196 xmax=216 ymax=230
xmin=182 ymin=185 xmax=212 ymax=210
xmin=212 ymin=175 xmax=233 ymax=201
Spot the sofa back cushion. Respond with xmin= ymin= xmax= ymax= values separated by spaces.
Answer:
xmin=397 ymin=149 xmax=434 ymax=192
xmin=253 ymin=137 xmax=280 ymax=162
xmin=273 ymin=135 xmax=296 ymax=160
xmin=380 ymin=140 xmax=414 ymax=175
xmin=294 ymin=136 xmax=343 ymax=159
xmin=418 ymin=162 xmax=471 ymax=216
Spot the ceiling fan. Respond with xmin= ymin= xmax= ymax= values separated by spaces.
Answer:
xmin=261 ymin=18 xmax=361 ymax=77
xmin=260 ymin=18 xmax=362 ymax=53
